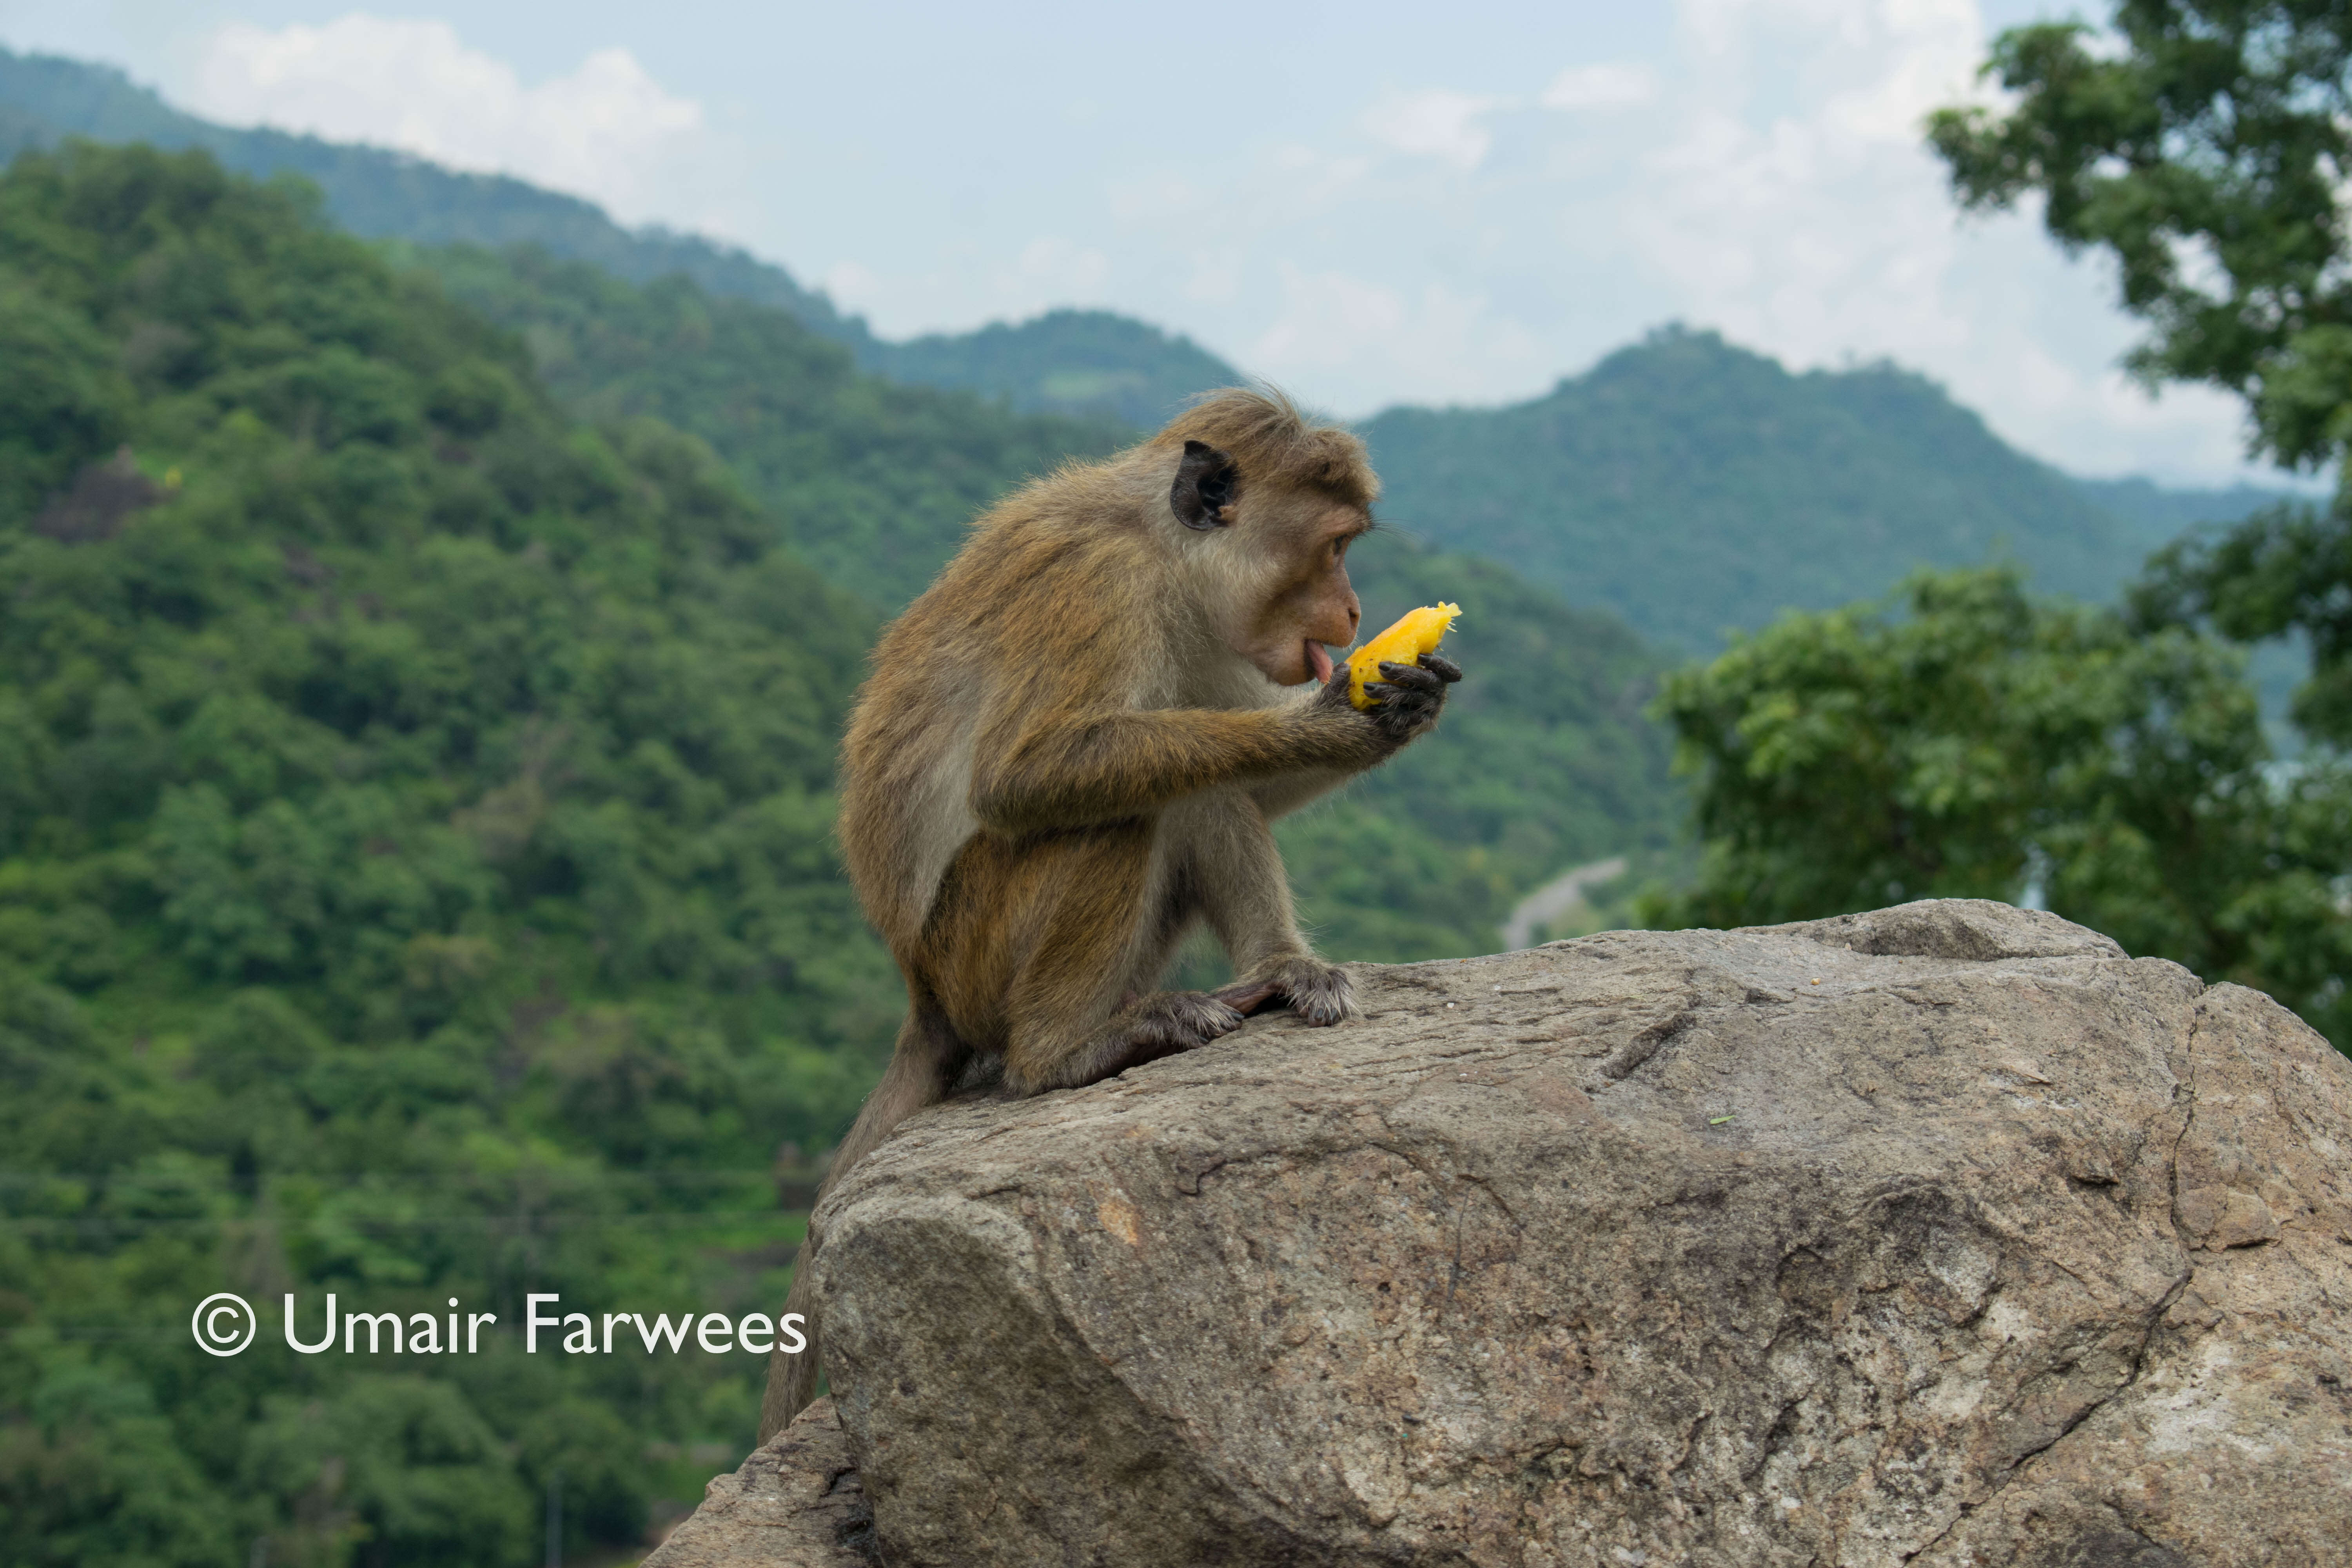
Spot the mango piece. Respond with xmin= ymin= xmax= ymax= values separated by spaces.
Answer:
xmin=1347 ymin=603 xmax=1461 ymax=710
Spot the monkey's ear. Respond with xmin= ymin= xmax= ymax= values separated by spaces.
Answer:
xmin=1171 ymin=439 xmax=1239 ymax=530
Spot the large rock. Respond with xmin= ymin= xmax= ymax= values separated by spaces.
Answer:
xmin=754 ymin=902 xmax=2352 ymax=1564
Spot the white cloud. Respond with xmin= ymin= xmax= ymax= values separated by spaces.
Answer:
xmin=1254 ymin=265 xmax=1406 ymax=367
xmin=1145 ymin=0 xmax=2270 ymax=484
xmin=1542 ymin=63 xmax=1657 ymax=111
xmin=152 ymin=2 xmax=2284 ymax=486
xmin=1007 ymin=236 xmax=1111 ymax=296
xmin=187 ymin=15 xmax=710 ymax=230
xmin=1250 ymin=265 xmax=1543 ymax=405
xmin=822 ymin=260 xmax=886 ymax=316
xmin=1359 ymin=89 xmax=1505 ymax=171
xmin=1585 ymin=0 xmax=2264 ymax=479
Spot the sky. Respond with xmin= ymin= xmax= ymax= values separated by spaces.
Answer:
xmin=0 ymin=0 xmax=2310 ymax=488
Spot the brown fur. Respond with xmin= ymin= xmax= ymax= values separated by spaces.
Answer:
xmin=760 ymin=388 xmax=1454 ymax=1437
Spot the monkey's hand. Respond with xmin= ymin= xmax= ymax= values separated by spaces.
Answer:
xmin=1316 ymin=652 xmax=1461 ymax=750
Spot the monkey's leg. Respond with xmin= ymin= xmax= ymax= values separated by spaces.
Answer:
xmin=991 ymin=818 xmax=1253 ymax=1094
xmin=1003 ymin=987 xmax=1249 ymax=1094
xmin=759 ymin=1003 xmax=962 ymax=1441
xmin=1185 ymin=789 xmax=1358 ymax=1027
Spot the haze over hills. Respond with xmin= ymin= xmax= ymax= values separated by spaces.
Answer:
xmin=0 ymin=143 xmax=898 ymax=1558
xmin=0 ymin=48 xmax=862 ymax=329
xmin=0 ymin=43 xmax=2309 ymax=648
xmin=0 ymin=47 xmax=1229 ymax=428
xmin=2072 ymin=475 xmax=2316 ymax=553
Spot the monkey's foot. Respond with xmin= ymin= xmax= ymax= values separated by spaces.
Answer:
xmin=1012 ymin=991 xmax=1248 ymax=1093
xmin=1220 ymin=956 xmax=1357 ymax=1027
xmin=1128 ymin=989 xmax=1249 ymax=1051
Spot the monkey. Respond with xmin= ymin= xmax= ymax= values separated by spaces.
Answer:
xmin=759 ymin=388 xmax=1461 ymax=1437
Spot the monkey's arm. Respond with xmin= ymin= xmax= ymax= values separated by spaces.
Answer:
xmin=971 ymin=704 xmax=1380 ymax=835
xmin=1238 ymin=682 xmax=1356 ymax=819
xmin=973 ymin=654 xmax=1463 ymax=835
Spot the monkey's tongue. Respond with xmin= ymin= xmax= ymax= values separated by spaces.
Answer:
xmin=1308 ymin=641 xmax=1335 ymax=684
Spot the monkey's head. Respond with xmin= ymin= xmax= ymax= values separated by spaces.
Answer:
xmin=1154 ymin=391 xmax=1376 ymax=687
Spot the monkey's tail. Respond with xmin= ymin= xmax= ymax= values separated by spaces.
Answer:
xmin=758 ymin=1003 xmax=962 ymax=1442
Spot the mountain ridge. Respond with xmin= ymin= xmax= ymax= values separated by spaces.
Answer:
xmin=0 ymin=47 xmax=1235 ymax=428
xmin=0 ymin=44 xmax=2308 ymax=643
xmin=1365 ymin=327 xmax=2298 ymax=650
xmin=0 ymin=46 xmax=861 ymax=335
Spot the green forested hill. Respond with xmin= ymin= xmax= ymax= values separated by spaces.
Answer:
xmin=1363 ymin=326 xmax=2177 ymax=652
xmin=2073 ymin=475 xmax=2308 ymax=552
xmin=0 ymin=142 xmax=897 ymax=1563
xmin=0 ymin=143 xmax=1677 ymax=1565
xmin=411 ymin=244 xmax=1134 ymax=608
xmin=874 ymin=308 xmax=1242 ymax=427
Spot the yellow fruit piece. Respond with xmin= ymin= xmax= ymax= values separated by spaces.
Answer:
xmin=1347 ymin=603 xmax=1461 ymax=710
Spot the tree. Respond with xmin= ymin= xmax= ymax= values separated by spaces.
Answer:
xmin=1645 ymin=568 xmax=2352 ymax=1047
xmin=1632 ymin=5 xmax=2352 ymax=1056
xmin=1927 ymin=3 xmax=2352 ymax=473
xmin=1927 ymin=3 xmax=2352 ymax=729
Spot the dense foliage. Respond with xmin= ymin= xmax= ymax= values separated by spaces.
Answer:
xmin=1928 ymin=2 xmax=2352 ymax=475
xmin=1929 ymin=1 xmax=2352 ymax=733
xmin=411 ymin=243 xmax=1133 ymax=610
xmin=1641 ymin=567 xmax=2352 ymax=1054
xmin=2137 ymin=506 xmax=2352 ymax=746
xmin=0 ymin=143 xmax=901 ymax=1564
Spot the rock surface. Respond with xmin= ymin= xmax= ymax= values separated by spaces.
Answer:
xmin=642 ymin=1398 xmax=876 ymax=1567
xmin=716 ymin=901 xmax=2352 ymax=1565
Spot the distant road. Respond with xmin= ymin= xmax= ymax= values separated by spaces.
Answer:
xmin=1500 ymin=856 xmax=1629 ymax=951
